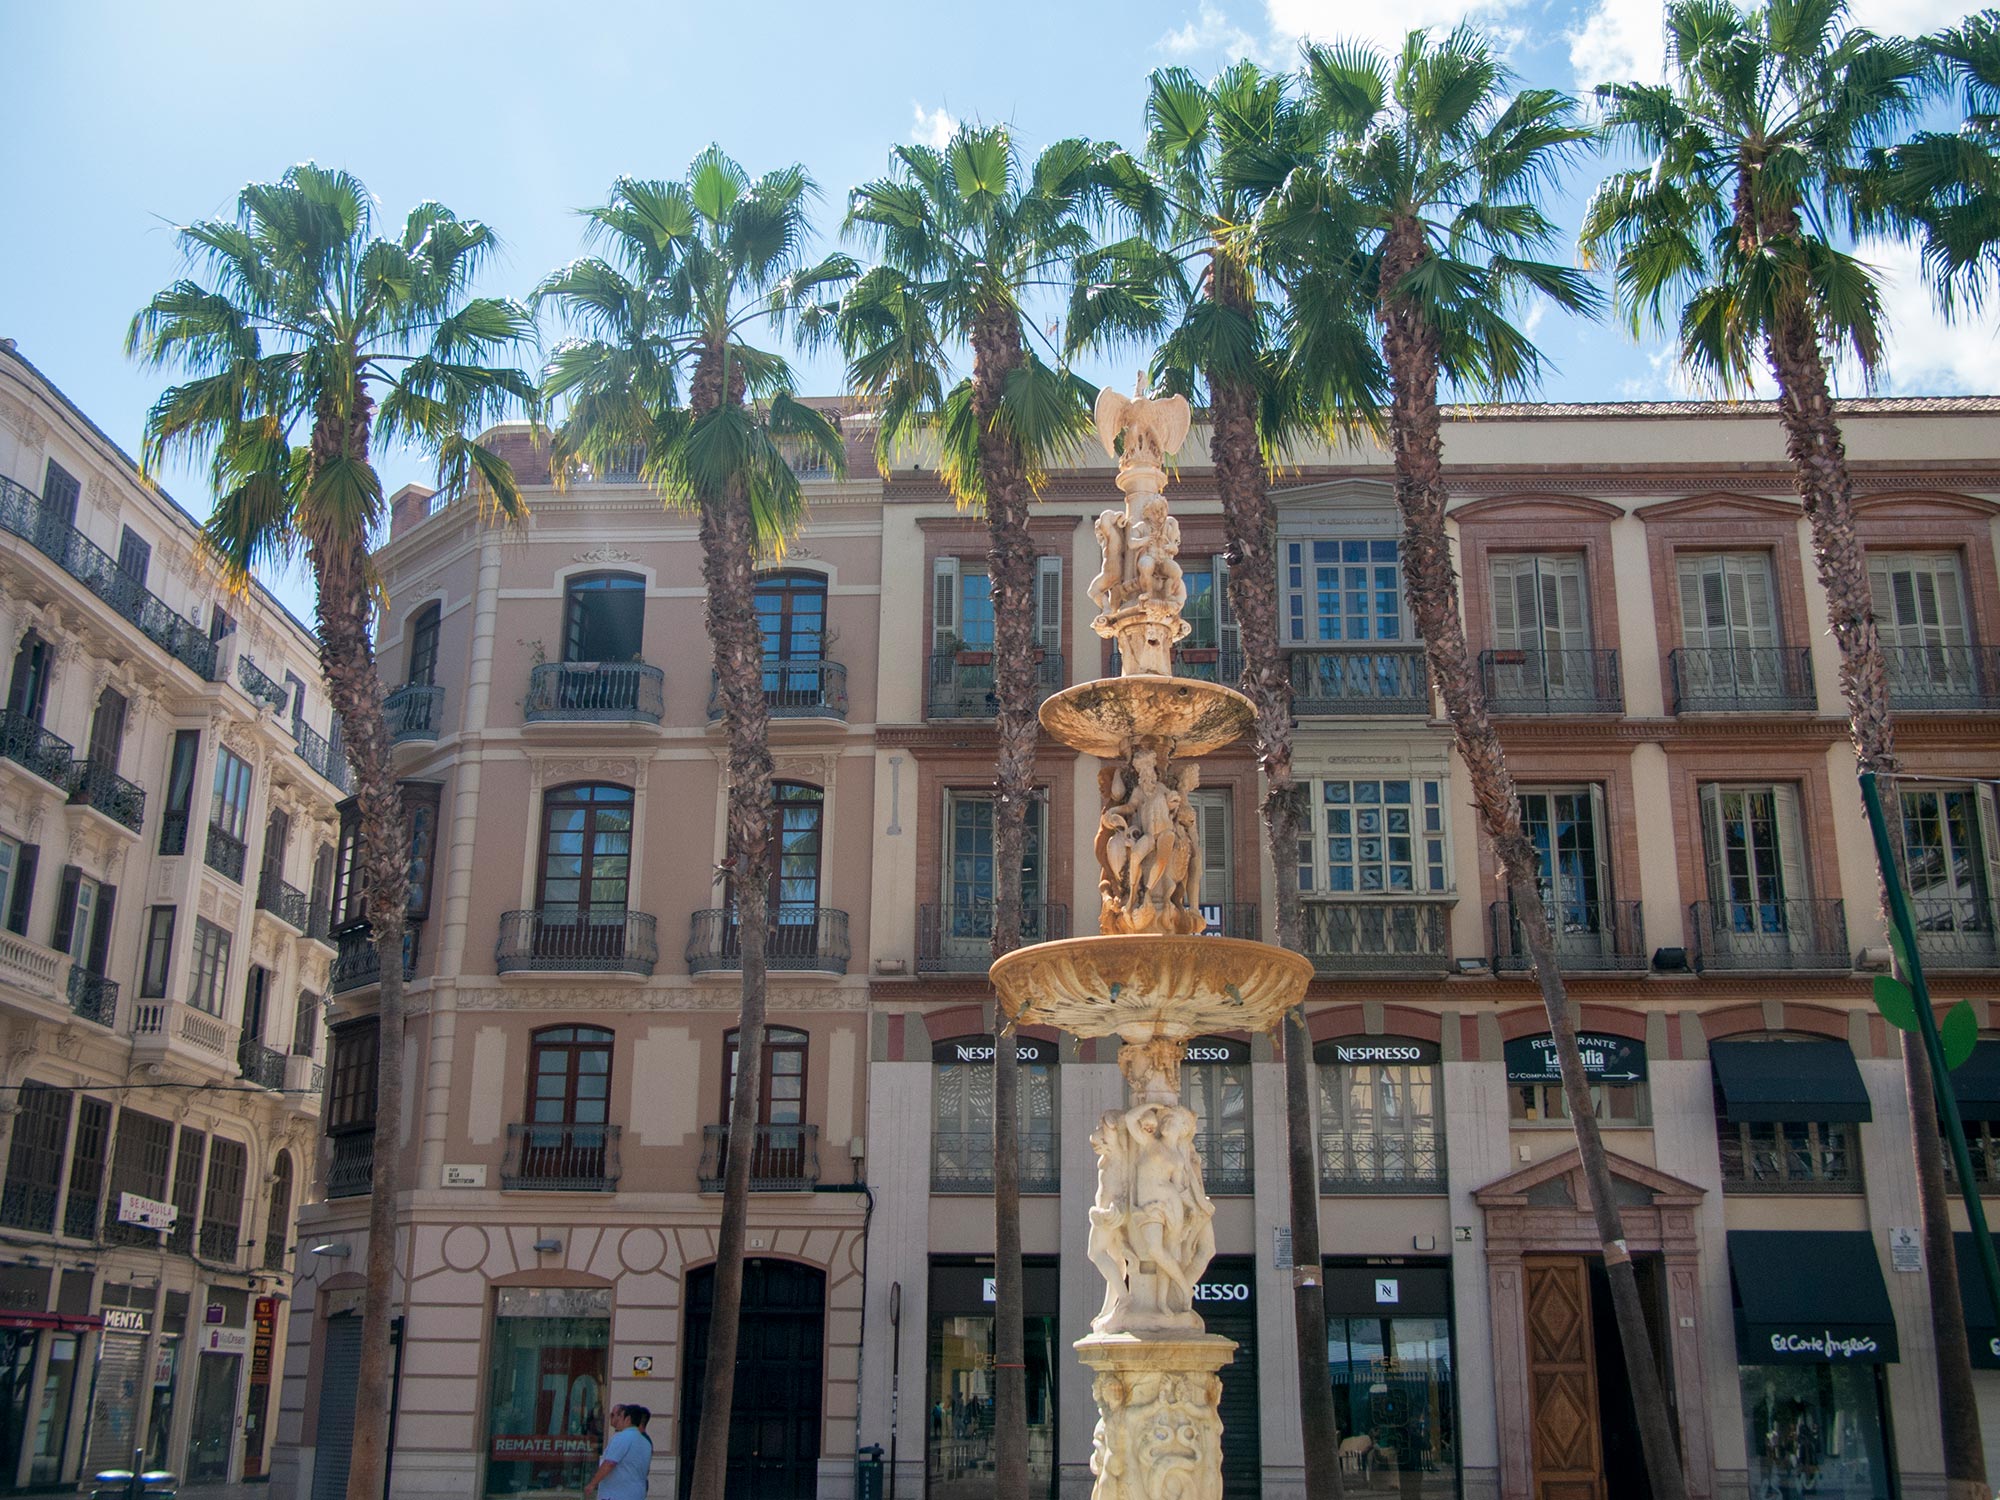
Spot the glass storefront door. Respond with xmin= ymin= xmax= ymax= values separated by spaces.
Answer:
xmin=926 ymin=1260 xmax=1059 ymax=1500
xmin=145 ymin=1334 xmax=179 ymax=1470
xmin=0 ymin=1329 xmax=37 ymax=1487
xmin=185 ymin=1353 xmax=239 ymax=1482
xmin=1326 ymin=1262 xmax=1459 ymax=1498
xmin=483 ymin=1287 xmax=611 ymax=1497
xmin=30 ymin=1333 xmax=79 ymax=1485
xmin=1739 ymin=1365 xmax=1892 ymax=1499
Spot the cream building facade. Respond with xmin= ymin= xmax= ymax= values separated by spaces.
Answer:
xmin=286 ymin=394 xmax=2000 ymax=1500
xmin=0 ymin=342 xmax=345 ymax=1490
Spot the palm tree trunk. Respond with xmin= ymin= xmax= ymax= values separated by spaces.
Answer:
xmin=1764 ymin=305 xmax=1987 ymax=1500
xmin=972 ymin=302 xmax=1035 ymax=1500
xmin=1380 ymin=225 xmax=1690 ymax=1500
xmin=688 ymin=356 xmax=779 ymax=1500
xmin=1205 ymin=251 xmax=1345 ymax=1500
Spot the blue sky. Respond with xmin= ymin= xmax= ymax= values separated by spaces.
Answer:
xmin=3 ymin=0 xmax=1993 ymax=619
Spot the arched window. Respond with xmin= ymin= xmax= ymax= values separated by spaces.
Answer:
xmin=770 ymin=782 xmax=823 ymax=920
xmin=5 ymin=631 xmax=51 ymax=726
xmin=1180 ymin=1037 xmax=1251 ymax=1194
xmin=755 ymin=571 xmax=827 ymax=665
xmin=1314 ymin=1037 xmax=1444 ymax=1192
xmin=407 ymin=603 xmax=441 ymax=688
xmin=563 ymin=572 xmax=645 ymax=662
xmin=715 ymin=1027 xmax=813 ymax=1187
xmin=517 ymin=1026 xmax=614 ymax=1188
xmin=724 ymin=1026 xmax=809 ymax=1125
xmin=263 ymin=1153 xmax=293 ymax=1271
xmin=930 ymin=1035 xmax=1060 ymax=1193
xmin=536 ymin=783 xmax=635 ymax=932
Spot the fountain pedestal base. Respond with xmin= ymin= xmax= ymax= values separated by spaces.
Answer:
xmin=1076 ymin=1334 xmax=1236 ymax=1500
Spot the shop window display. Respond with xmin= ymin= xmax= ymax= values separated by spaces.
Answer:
xmin=484 ymin=1287 xmax=611 ymax=1497
xmin=1740 ymin=1364 xmax=1891 ymax=1499
xmin=1326 ymin=1263 xmax=1459 ymax=1498
xmin=926 ymin=1260 xmax=1060 ymax=1500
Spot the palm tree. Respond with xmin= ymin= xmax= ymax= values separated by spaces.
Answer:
xmin=842 ymin=123 xmax=1104 ymax=1500
xmin=1069 ymin=64 xmax=1377 ymax=1498
xmin=127 ymin=164 xmax=536 ymax=1500
xmin=1577 ymin=4 xmax=1986 ymax=1487
xmin=537 ymin=156 xmax=848 ymax=1500
xmin=1276 ymin=31 xmax=1692 ymax=1500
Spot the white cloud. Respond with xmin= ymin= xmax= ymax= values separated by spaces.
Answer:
xmin=911 ymin=103 xmax=958 ymax=149
xmin=1842 ymin=236 xmax=2000 ymax=395
xmin=1159 ymin=1 xmax=1268 ymax=59
xmin=1265 ymin=0 xmax=1526 ymax=56
xmin=1568 ymin=0 xmax=1666 ymax=90
xmin=1847 ymin=0 xmax=1973 ymax=33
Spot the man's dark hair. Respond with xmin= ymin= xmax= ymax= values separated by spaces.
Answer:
xmin=625 ymin=1404 xmax=651 ymax=1432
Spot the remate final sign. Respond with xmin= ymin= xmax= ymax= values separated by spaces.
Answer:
xmin=1502 ymin=1032 xmax=1647 ymax=1085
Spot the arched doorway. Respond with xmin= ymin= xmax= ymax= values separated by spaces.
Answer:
xmin=678 ymin=1259 xmax=824 ymax=1500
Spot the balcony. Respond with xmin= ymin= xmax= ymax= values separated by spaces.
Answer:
xmin=67 ymin=967 xmax=117 ymax=1027
xmin=238 ymin=1039 xmax=287 ymax=1090
xmin=1479 ymin=649 xmax=1623 ymax=714
xmin=198 ymin=1218 xmax=242 ymax=1263
xmin=326 ymin=1133 xmax=374 ymax=1198
xmin=1689 ymin=899 xmax=1850 ymax=972
xmin=685 ymin=907 xmax=849 ymax=976
xmin=1719 ymin=1122 xmax=1862 ymax=1194
xmin=917 ymin=903 xmax=1070 ymax=974
xmin=1194 ymin=1132 xmax=1252 ymax=1195
xmin=384 ymin=683 xmax=445 ymax=743
xmin=930 ymin=1130 xmax=1061 ymax=1194
xmin=926 ymin=650 xmax=1064 ymax=720
xmin=67 ymin=759 xmax=145 ymax=834
xmin=698 ymin=1123 xmax=822 ymax=1191
xmin=284 ymin=1053 xmax=324 ymax=1096
xmin=255 ymin=875 xmax=310 ymax=933
xmin=0 ymin=710 xmax=74 ymax=789
xmin=1319 ymin=1130 xmax=1446 ymax=1194
xmin=1909 ymin=897 xmax=2000 ymax=971
xmin=1290 ymin=647 xmax=1430 ymax=716
xmin=236 ymin=655 xmax=290 ymax=713
xmin=1883 ymin=645 xmax=2000 ymax=712
xmin=330 ymin=924 xmax=419 ymax=994
xmin=204 ymin=824 xmax=246 ymax=883
xmin=0 ymin=932 xmax=62 ymax=1001
xmin=495 ymin=909 xmax=658 ymax=977
xmin=131 ymin=998 xmax=237 ymax=1068
xmin=524 ymin=661 xmax=664 ymax=724
xmin=0 ymin=475 xmax=219 ymax=679
xmin=1489 ymin=898 xmax=1647 ymax=972
xmin=1301 ymin=899 xmax=1452 ymax=975
xmin=1198 ymin=902 xmax=1261 ymax=939
xmin=502 ymin=1122 xmax=621 ymax=1191
xmin=293 ymin=720 xmax=352 ymax=794
xmin=708 ymin=660 xmax=849 ymax=721
xmin=1109 ymin=646 xmax=1243 ymax=684
xmin=1668 ymin=647 xmax=1816 ymax=713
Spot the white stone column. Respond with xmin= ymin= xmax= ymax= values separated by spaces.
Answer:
xmin=858 ymin=1045 xmax=934 ymax=1500
xmin=1445 ymin=1053 xmax=1512 ymax=1500
xmin=1250 ymin=1055 xmax=1303 ymax=1498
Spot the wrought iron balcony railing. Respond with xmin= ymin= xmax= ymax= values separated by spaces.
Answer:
xmin=495 ymin=909 xmax=658 ymax=977
xmin=256 ymin=876 xmax=310 ymax=933
xmin=159 ymin=812 xmax=190 ymax=858
xmin=685 ymin=907 xmax=849 ymax=975
xmin=1489 ymin=897 xmax=1647 ymax=972
xmin=1689 ymin=898 xmax=1850 ymax=971
xmin=236 ymin=656 xmax=290 ymax=712
xmin=326 ymin=1133 xmax=374 ymax=1198
xmin=0 ymin=1180 xmax=57 ymax=1234
xmin=707 ymin=660 xmax=850 ymax=721
xmin=930 ymin=1130 xmax=1061 ymax=1194
xmin=926 ymin=650 xmax=1064 ymax=719
xmin=503 ymin=1122 xmax=621 ymax=1191
xmin=1197 ymin=902 xmax=1261 ymax=939
xmin=67 ymin=759 xmax=145 ymax=833
xmin=698 ymin=1123 xmax=822 ymax=1191
xmin=67 ymin=966 xmax=117 ymax=1027
xmin=1109 ymin=647 xmax=1244 ymax=685
xmin=1883 ymin=645 xmax=2000 ymax=712
xmin=204 ymin=824 xmax=246 ymax=883
xmin=1908 ymin=896 xmax=2000 ymax=970
xmin=1290 ymin=647 xmax=1430 ymax=716
xmin=1479 ymin=648 xmax=1623 ymax=714
xmin=1719 ymin=1121 xmax=1862 ymax=1193
xmin=1668 ymin=647 xmax=1816 ymax=713
xmin=292 ymin=720 xmax=352 ymax=793
xmin=384 ymin=682 xmax=444 ymax=742
xmin=524 ymin=661 xmax=665 ymax=723
xmin=1302 ymin=899 xmax=1452 ymax=974
xmin=0 ymin=474 xmax=219 ymax=679
xmin=917 ymin=903 xmax=1070 ymax=973
xmin=237 ymin=1039 xmax=287 ymax=1091
xmin=330 ymin=924 xmax=419 ymax=994
xmin=1193 ymin=1131 xmax=1252 ymax=1195
xmin=0 ymin=710 xmax=74 ymax=789
xmin=1318 ymin=1130 xmax=1446 ymax=1193
xmin=198 ymin=1217 xmax=242 ymax=1263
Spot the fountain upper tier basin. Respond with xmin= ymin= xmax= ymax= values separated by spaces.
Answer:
xmin=990 ymin=934 xmax=1312 ymax=1040
xmin=1038 ymin=675 xmax=1255 ymax=759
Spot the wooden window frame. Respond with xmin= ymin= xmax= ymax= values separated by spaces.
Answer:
xmin=524 ymin=1025 xmax=616 ymax=1127
xmin=724 ymin=1025 xmax=810 ymax=1126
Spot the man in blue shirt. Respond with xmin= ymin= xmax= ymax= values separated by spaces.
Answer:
xmin=584 ymin=1403 xmax=652 ymax=1500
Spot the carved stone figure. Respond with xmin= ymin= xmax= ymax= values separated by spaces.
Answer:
xmin=1088 ymin=509 xmax=1127 ymax=615
xmin=1097 ymin=750 xmax=1207 ymax=937
xmin=1087 ymin=1112 xmax=1135 ymax=1332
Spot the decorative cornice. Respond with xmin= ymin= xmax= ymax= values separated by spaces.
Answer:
xmin=1452 ymin=491 xmax=1627 ymax=523
xmin=874 ymin=724 xmax=1082 ymax=754
xmin=453 ymin=983 xmax=866 ymax=1012
xmin=1633 ymin=490 xmax=1804 ymax=523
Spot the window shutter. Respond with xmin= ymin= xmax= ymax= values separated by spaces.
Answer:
xmin=932 ymin=557 xmax=960 ymax=652
xmin=1198 ymin=793 xmax=1232 ymax=907
xmin=1553 ymin=557 xmax=1590 ymax=652
xmin=1935 ymin=558 xmax=1970 ymax=645
xmin=1677 ymin=559 xmax=1713 ymax=650
xmin=86 ymin=885 xmax=117 ymax=974
xmin=1772 ymin=784 xmax=1808 ymax=905
xmin=1036 ymin=555 xmax=1064 ymax=656
xmin=1586 ymin=784 xmax=1613 ymax=907
xmin=1213 ymin=554 xmax=1239 ymax=662
xmin=1735 ymin=556 xmax=1778 ymax=649
xmin=5 ymin=846 xmax=36 ymax=937
xmin=1977 ymin=786 xmax=2000 ymax=926
xmin=1866 ymin=558 xmax=1898 ymax=641
xmin=1698 ymin=784 xmax=1726 ymax=906
xmin=51 ymin=867 xmax=81 ymax=956
xmin=1490 ymin=557 xmax=1524 ymax=650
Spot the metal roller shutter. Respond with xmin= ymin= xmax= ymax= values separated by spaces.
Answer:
xmin=311 ymin=1316 xmax=362 ymax=1500
xmin=1196 ymin=1259 xmax=1261 ymax=1500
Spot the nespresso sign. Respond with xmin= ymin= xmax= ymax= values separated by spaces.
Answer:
xmin=1504 ymin=1033 xmax=1647 ymax=1084
xmin=933 ymin=1035 xmax=1059 ymax=1066
xmin=1184 ymin=1037 xmax=1249 ymax=1066
xmin=1315 ymin=1037 xmax=1441 ymax=1067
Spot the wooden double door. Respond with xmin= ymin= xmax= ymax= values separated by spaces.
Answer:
xmin=1522 ymin=1256 xmax=1665 ymax=1500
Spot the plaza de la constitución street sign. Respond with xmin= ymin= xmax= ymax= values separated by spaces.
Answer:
xmin=1502 ymin=1032 xmax=1648 ymax=1085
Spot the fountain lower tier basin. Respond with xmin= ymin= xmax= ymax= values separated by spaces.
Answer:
xmin=990 ymin=935 xmax=1312 ymax=1039
xmin=1038 ymin=676 xmax=1255 ymax=759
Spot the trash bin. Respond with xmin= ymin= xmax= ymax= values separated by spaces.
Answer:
xmin=855 ymin=1443 xmax=885 ymax=1500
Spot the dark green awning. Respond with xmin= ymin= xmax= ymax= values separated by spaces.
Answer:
xmin=1954 ymin=1233 xmax=2000 ymax=1370
xmin=1952 ymin=1042 xmax=2000 ymax=1122
xmin=1729 ymin=1231 xmax=1898 ymax=1365
xmin=1710 ymin=1040 xmax=1872 ymax=1124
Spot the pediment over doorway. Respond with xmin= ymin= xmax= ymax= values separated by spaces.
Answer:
xmin=1475 ymin=1146 xmax=1705 ymax=1214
